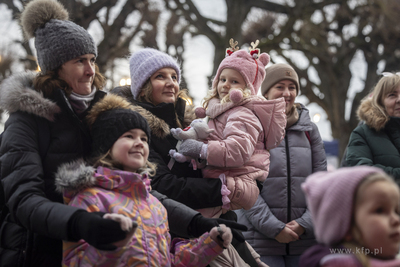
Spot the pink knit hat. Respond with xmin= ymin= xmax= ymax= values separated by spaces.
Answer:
xmin=212 ymin=39 xmax=270 ymax=96
xmin=302 ymin=166 xmax=385 ymax=246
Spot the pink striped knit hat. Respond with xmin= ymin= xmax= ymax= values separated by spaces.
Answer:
xmin=302 ymin=166 xmax=385 ymax=246
xmin=212 ymin=39 xmax=270 ymax=96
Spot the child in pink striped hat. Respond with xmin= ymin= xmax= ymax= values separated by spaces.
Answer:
xmin=300 ymin=166 xmax=400 ymax=267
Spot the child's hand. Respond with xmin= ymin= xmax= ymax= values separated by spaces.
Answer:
xmin=178 ymin=139 xmax=204 ymax=158
xmin=286 ymin=220 xmax=305 ymax=236
xmin=210 ymin=224 xmax=232 ymax=249
xmin=275 ymin=226 xmax=299 ymax=243
xmin=103 ymin=213 xmax=137 ymax=247
xmin=170 ymin=128 xmax=183 ymax=139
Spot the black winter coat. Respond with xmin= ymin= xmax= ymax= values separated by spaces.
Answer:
xmin=0 ymin=72 xmax=106 ymax=267
xmin=111 ymin=86 xmax=223 ymax=210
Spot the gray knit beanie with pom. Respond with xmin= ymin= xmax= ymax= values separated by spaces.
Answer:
xmin=129 ymin=48 xmax=181 ymax=100
xmin=20 ymin=0 xmax=97 ymax=73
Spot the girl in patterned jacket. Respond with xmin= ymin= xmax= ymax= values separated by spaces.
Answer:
xmin=175 ymin=39 xmax=286 ymax=219
xmin=55 ymin=94 xmax=232 ymax=267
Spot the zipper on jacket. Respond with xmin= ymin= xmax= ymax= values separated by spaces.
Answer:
xmin=59 ymin=89 xmax=93 ymax=140
xmin=285 ymin=134 xmax=291 ymax=255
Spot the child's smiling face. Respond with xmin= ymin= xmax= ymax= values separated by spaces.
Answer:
xmin=352 ymin=180 xmax=400 ymax=259
xmin=217 ymin=68 xmax=246 ymax=100
xmin=110 ymin=129 xmax=149 ymax=172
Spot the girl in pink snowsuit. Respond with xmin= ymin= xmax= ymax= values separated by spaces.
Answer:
xmin=176 ymin=39 xmax=286 ymax=219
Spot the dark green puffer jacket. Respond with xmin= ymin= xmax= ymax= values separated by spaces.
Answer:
xmin=345 ymin=98 xmax=400 ymax=183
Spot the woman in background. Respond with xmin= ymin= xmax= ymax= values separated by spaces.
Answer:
xmin=236 ymin=63 xmax=327 ymax=267
xmin=345 ymin=72 xmax=400 ymax=183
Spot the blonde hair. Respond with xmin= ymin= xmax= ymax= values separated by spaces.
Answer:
xmin=33 ymin=64 xmax=106 ymax=97
xmin=343 ymin=172 xmax=398 ymax=266
xmin=369 ymin=74 xmax=400 ymax=120
xmin=136 ymin=79 xmax=190 ymax=129
xmin=91 ymin=149 xmax=157 ymax=177
xmin=202 ymin=86 xmax=252 ymax=109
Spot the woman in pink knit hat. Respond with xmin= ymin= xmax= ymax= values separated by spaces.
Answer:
xmin=300 ymin=166 xmax=400 ymax=267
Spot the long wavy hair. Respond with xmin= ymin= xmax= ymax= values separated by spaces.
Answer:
xmin=33 ymin=64 xmax=106 ymax=97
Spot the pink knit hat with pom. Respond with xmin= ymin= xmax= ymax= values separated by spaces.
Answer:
xmin=302 ymin=166 xmax=385 ymax=246
xmin=212 ymin=39 xmax=270 ymax=96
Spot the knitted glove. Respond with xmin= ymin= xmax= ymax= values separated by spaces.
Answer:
xmin=68 ymin=210 xmax=127 ymax=251
xmin=178 ymin=139 xmax=204 ymax=159
xmin=188 ymin=213 xmax=247 ymax=242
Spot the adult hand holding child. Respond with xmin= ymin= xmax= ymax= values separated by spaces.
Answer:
xmin=103 ymin=213 xmax=138 ymax=248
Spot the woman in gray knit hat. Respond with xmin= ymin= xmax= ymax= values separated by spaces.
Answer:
xmin=236 ymin=63 xmax=327 ymax=267
xmin=0 ymin=1 xmax=248 ymax=266
xmin=0 ymin=0 xmax=129 ymax=266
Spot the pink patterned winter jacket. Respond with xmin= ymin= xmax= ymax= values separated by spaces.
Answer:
xmin=57 ymin=164 xmax=222 ymax=267
xmin=202 ymin=96 xmax=286 ymax=213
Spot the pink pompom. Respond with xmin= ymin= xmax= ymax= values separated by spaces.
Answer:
xmin=229 ymin=89 xmax=243 ymax=103
xmin=259 ymin=53 xmax=270 ymax=66
xmin=195 ymin=107 xmax=206 ymax=118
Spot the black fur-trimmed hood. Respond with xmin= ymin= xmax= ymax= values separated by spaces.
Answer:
xmin=0 ymin=71 xmax=61 ymax=121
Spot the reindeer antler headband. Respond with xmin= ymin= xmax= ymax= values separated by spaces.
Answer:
xmin=224 ymin=38 xmax=262 ymax=85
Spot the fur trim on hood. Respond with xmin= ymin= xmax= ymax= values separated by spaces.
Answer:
xmin=55 ymin=160 xmax=96 ymax=194
xmin=86 ymin=94 xmax=135 ymax=127
xmin=111 ymin=86 xmax=197 ymax=138
xmin=357 ymin=98 xmax=389 ymax=132
xmin=0 ymin=71 xmax=61 ymax=121
xmin=130 ymin=104 xmax=171 ymax=139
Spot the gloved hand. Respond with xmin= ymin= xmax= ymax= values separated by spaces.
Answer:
xmin=178 ymin=139 xmax=204 ymax=159
xmin=68 ymin=210 xmax=128 ymax=250
xmin=188 ymin=214 xmax=248 ymax=242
